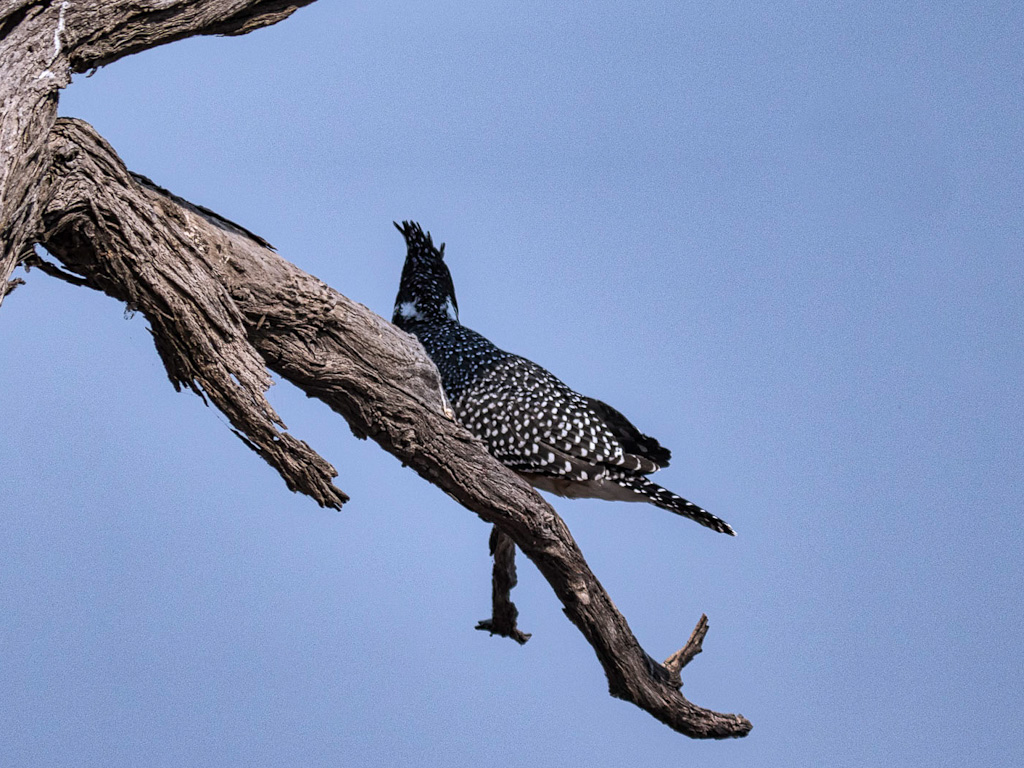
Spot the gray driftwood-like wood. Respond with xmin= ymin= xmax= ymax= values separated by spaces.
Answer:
xmin=37 ymin=117 xmax=750 ymax=739
xmin=1 ymin=0 xmax=752 ymax=740
xmin=476 ymin=525 xmax=531 ymax=644
xmin=1 ymin=0 xmax=316 ymax=307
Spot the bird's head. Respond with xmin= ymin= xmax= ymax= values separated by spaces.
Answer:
xmin=392 ymin=221 xmax=459 ymax=328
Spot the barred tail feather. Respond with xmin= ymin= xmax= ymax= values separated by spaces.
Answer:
xmin=617 ymin=475 xmax=736 ymax=535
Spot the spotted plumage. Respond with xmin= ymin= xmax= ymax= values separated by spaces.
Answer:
xmin=392 ymin=221 xmax=734 ymax=535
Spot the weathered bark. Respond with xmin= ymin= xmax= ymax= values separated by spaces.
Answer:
xmin=1 ymin=0 xmax=315 ymax=307
xmin=34 ymin=117 xmax=751 ymax=738
xmin=1 ymin=0 xmax=751 ymax=739
xmin=664 ymin=614 xmax=711 ymax=689
xmin=476 ymin=525 xmax=531 ymax=644
xmin=1 ymin=0 xmax=71 ymax=305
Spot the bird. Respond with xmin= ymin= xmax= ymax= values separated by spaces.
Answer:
xmin=391 ymin=221 xmax=734 ymax=535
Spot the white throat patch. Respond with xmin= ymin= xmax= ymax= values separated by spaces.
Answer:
xmin=396 ymin=301 xmax=424 ymax=321
xmin=444 ymin=297 xmax=459 ymax=321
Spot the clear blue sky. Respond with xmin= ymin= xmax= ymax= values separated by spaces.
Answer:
xmin=2 ymin=2 xmax=1022 ymax=765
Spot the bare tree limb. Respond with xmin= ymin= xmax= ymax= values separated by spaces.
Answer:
xmin=40 ymin=119 xmax=347 ymax=507
xmin=476 ymin=526 xmax=531 ymax=644
xmin=1 ymin=0 xmax=752 ymax=740
xmin=0 ymin=0 xmax=315 ymax=309
xmin=663 ymin=614 xmax=711 ymax=689
xmin=32 ymin=117 xmax=751 ymax=739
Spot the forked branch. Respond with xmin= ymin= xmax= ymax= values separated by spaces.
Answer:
xmin=0 ymin=1 xmax=318 ymax=309
xmin=663 ymin=614 xmax=711 ymax=689
xmin=31 ymin=117 xmax=751 ymax=739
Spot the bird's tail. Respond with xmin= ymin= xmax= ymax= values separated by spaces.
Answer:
xmin=615 ymin=474 xmax=736 ymax=535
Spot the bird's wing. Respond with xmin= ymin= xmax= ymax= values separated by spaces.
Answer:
xmin=582 ymin=396 xmax=671 ymax=469
xmin=465 ymin=357 xmax=670 ymax=477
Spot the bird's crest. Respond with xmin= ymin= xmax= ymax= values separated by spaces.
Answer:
xmin=393 ymin=221 xmax=458 ymax=326
xmin=394 ymin=221 xmax=446 ymax=259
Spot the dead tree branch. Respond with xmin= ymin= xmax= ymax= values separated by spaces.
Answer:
xmin=663 ymin=614 xmax=711 ymax=689
xmin=33 ymin=117 xmax=751 ymax=739
xmin=1 ymin=0 xmax=316 ymax=308
xmin=1 ymin=0 xmax=751 ymax=740
xmin=476 ymin=525 xmax=531 ymax=644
